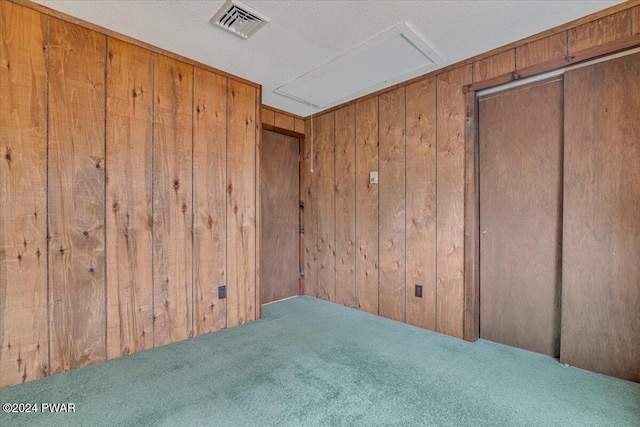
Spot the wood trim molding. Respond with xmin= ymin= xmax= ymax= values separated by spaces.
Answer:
xmin=463 ymin=33 xmax=640 ymax=93
xmin=262 ymin=105 xmax=306 ymax=121
xmin=255 ymin=86 xmax=263 ymax=320
xmin=463 ymin=91 xmax=480 ymax=342
xmin=7 ymin=0 xmax=261 ymax=89
xmin=262 ymin=123 xmax=306 ymax=140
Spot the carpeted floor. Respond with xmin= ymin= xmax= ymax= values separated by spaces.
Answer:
xmin=1 ymin=296 xmax=638 ymax=426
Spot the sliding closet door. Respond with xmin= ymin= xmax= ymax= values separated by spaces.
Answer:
xmin=562 ymin=53 xmax=640 ymax=382
xmin=479 ymin=78 xmax=564 ymax=357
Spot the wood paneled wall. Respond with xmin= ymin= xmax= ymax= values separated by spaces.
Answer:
xmin=303 ymin=1 xmax=640 ymax=338
xmin=0 ymin=0 xmax=259 ymax=388
xmin=262 ymin=106 xmax=305 ymax=135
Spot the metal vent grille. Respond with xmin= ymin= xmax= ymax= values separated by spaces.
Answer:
xmin=211 ymin=0 xmax=270 ymax=39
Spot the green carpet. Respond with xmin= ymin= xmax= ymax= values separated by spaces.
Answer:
xmin=1 ymin=296 xmax=638 ymax=426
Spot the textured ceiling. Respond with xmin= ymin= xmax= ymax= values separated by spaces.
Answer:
xmin=34 ymin=0 xmax=622 ymax=117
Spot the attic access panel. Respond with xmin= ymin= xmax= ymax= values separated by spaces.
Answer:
xmin=275 ymin=22 xmax=444 ymax=110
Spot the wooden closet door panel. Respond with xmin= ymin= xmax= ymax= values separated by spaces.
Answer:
xmin=562 ymin=53 xmax=640 ymax=382
xmin=479 ymin=78 xmax=563 ymax=357
xmin=260 ymin=130 xmax=300 ymax=304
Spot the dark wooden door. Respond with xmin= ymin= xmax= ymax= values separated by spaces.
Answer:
xmin=261 ymin=130 xmax=300 ymax=304
xmin=479 ymin=78 xmax=564 ymax=357
xmin=562 ymin=53 xmax=640 ymax=382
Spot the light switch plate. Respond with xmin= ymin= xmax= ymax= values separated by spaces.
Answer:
xmin=370 ymin=171 xmax=378 ymax=184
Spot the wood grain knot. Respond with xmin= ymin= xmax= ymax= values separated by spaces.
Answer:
xmin=112 ymin=202 xmax=119 ymax=212
xmin=132 ymin=89 xmax=137 ymax=99
xmin=59 ymin=247 xmax=65 ymax=254
xmin=96 ymin=163 xmax=101 ymax=169
xmin=108 ymin=51 xmax=114 ymax=60
xmin=178 ymin=73 xmax=183 ymax=82
xmin=173 ymin=180 xmax=180 ymax=189
xmin=89 ymin=267 xmax=95 ymax=273
xmin=83 ymin=231 xmax=89 ymax=236
xmin=5 ymin=153 xmax=10 ymax=161
xmin=227 ymin=184 xmax=233 ymax=194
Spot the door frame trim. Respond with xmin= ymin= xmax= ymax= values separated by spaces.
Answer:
xmin=463 ymin=90 xmax=481 ymax=342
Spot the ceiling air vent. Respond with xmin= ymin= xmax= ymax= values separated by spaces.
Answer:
xmin=211 ymin=0 xmax=270 ymax=40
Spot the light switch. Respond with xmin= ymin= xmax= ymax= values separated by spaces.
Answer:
xmin=369 ymin=171 xmax=378 ymax=184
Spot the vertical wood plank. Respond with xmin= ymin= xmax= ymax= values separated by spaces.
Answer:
xmin=355 ymin=97 xmax=379 ymax=314
xmin=274 ymin=111 xmax=295 ymax=131
xmin=436 ymin=64 xmax=472 ymax=339
xmin=562 ymin=53 xmax=640 ymax=382
xmin=334 ymin=105 xmax=356 ymax=307
xmin=262 ymin=107 xmax=274 ymax=126
xmin=226 ymin=79 xmax=256 ymax=327
xmin=294 ymin=118 xmax=305 ymax=134
xmin=316 ymin=112 xmax=336 ymax=301
xmin=634 ymin=6 xmax=640 ymax=35
xmin=405 ymin=78 xmax=437 ymax=331
xmin=303 ymin=118 xmax=318 ymax=296
xmin=0 ymin=0 xmax=49 ymax=386
xmin=193 ymin=68 xmax=227 ymax=335
xmin=48 ymin=18 xmax=106 ymax=373
xmin=473 ymin=50 xmax=515 ymax=82
xmin=153 ymin=54 xmax=193 ymax=346
xmin=105 ymin=38 xmax=153 ymax=358
xmin=378 ymin=88 xmax=406 ymax=323
xmin=568 ymin=10 xmax=631 ymax=54
xmin=516 ymin=33 xmax=567 ymax=69
xmin=255 ymin=86 xmax=262 ymax=319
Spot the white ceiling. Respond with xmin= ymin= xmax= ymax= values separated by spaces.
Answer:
xmin=35 ymin=0 xmax=622 ymax=117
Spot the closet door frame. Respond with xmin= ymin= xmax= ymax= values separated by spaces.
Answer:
xmin=461 ymin=45 xmax=640 ymax=342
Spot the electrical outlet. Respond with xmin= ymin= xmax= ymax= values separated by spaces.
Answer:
xmin=415 ymin=285 xmax=423 ymax=298
xmin=218 ymin=285 xmax=227 ymax=299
